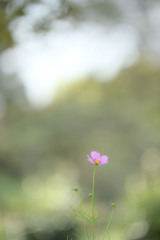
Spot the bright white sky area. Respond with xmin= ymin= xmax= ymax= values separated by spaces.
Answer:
xmin=0 ymin=2 xmax=139 ymax=108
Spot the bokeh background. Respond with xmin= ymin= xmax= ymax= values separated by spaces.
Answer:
xmin=0 ymin=0 xmax=160 ymax=239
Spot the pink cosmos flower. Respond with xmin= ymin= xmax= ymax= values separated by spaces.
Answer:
xmin=87 ymin=151 xmax=109 ymax=165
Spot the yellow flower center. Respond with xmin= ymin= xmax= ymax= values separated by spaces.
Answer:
xmin=94 ymin=159 xmax=100 ymax=163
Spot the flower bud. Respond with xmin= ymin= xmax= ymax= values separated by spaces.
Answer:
xmin=88 ymin=193 xmax=92 ymax=198
xmin=111 ymin=202 xmax=116 ymax=208
xmin=73 ymin=187 xmax=78 ymax=191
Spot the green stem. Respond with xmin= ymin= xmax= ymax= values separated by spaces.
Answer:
xmin=76 ymin=191 xmax=88 ymax=238
xmin=76 ymin=191 xmax=85 ymax=211
xmin=103 ymin=207 xmax=115 ymax=240
xmin=92 ymin=164 xmax=96 ymax=240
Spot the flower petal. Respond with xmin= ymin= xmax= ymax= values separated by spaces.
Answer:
xmin=91 ymin=151 xmax=101 ymax=160
xmin=87 ymin=155 xmax=95 ymax=164
xmin=100 ymin=155 xmax=109 ymax=164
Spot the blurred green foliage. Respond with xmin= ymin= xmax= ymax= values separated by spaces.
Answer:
xmin=1 ymin=60 xmax=160 ymax=239
xmin=0 ymin=0 xmax=160 ymax=239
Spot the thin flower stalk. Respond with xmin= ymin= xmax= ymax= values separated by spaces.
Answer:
xmin=92 ymin=164 xmax=96 ymax=240
xmin=76 ymin=191 xmax=85 ymax=212
xmin=103 ymin=205 xmax=115 ymax=240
